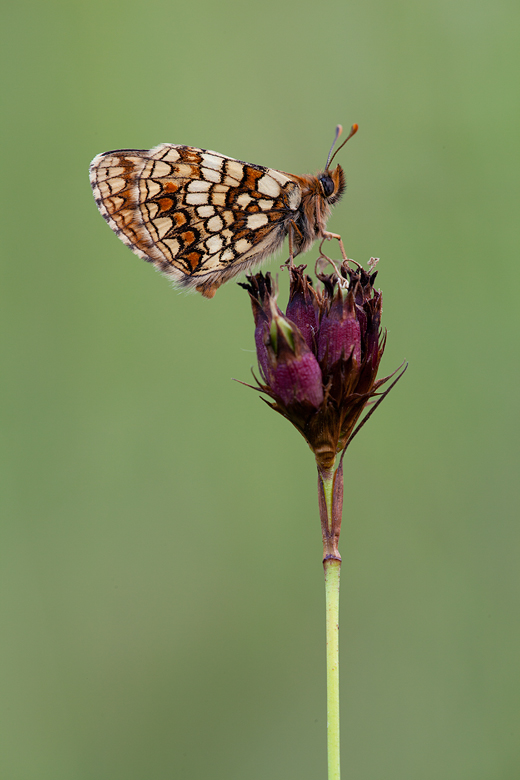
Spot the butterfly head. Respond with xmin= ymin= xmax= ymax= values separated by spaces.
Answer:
xmin=318 ymin=165 xmax=345 ymax=205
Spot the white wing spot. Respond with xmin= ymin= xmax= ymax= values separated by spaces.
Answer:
xmin=152 ymin=161 xmax=173 ymax=178
xmin=201 ymin=154 xmax=223 ymax=171
xmin=197 ymin=205 xmax=215 ymax=218
xmin=269 ymin=170 xmax=291 ymax=186
xmin=225 ymin=160 xmax=245 ymax=182
xmin=186 ymin=192 xmax=208 ymax=205
xmin=236 ymin=193 xmax=253 ymax=208
xmin=257 ymin=175 xmax=280 ymax=197
xmin=206 ymin=235 xmax=223 ymax=253
xmin=207 ymin=215 xmax=224 ymax=232
xmin=211 ymin=191 xmax=227 ymax=206
xmin=287 ymin=184 xmax=301 ymax=210
xmin=201 ymin=167 xmax=222 ymax=183
xmin=235 ymin=238 xmax=252 ymax=254
xmin=187 ymin=179 xmax=211 ymax=192
xmin=247 ymin=213 xmax=269 ymax=229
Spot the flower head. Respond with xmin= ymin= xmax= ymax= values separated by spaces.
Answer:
xmin=240 ymin=258 xmax=403 ymax=472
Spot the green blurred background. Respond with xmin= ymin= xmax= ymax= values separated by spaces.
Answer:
xmin=2 ymin=1 xmax=519 ymax=778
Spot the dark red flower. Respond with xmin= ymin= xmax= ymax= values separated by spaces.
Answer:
xmin=240 ymin=259 xmax=404 ymax=472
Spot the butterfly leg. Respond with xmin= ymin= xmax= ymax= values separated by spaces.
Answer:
xmin=287 ymin=223 xmax=297 ymax=264
xmin=320 ymin=231 xmax=348 ymax=262
xmin=284 ymin=222 xmax=303 ymax=269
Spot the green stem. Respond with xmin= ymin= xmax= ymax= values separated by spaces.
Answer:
xmin=318 ymin=465 xmax=342 ymax=780
xmin=324 ymin=557 xmax=341 ymax=780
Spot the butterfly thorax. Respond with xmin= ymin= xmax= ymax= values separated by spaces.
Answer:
xmin=288 ymin=164 xmax=345 ymax=254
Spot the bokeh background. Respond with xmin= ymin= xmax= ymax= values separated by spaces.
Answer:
xmin=2 ymin=1 xmax=519 ymax=778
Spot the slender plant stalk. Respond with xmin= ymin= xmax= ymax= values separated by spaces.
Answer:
xmin=324 ymin=557 xmax=341 ymax=780
xmin=318 ymin=465 xmax=343 ymax=780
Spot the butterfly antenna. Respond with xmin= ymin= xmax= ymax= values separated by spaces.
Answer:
xmin=326 ymin=123 xmax=359 ymax=170
xmin=325 ymin=125 xmax=343 ymax=169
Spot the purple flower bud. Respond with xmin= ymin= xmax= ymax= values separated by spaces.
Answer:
xmin=239 ymin=273 xmax=280 ymax=384
xmin=240 ymin=273 xmax=324 ymax=413
xmin=317 ymin=286 xmax=361 ymax=370
xmin=268 ymin=312 xmax=324 ymax=410
xmin=286 ymin=265 xmax=319 ymax=351
xmin=254 ymin=319 xmax=272 ymax=385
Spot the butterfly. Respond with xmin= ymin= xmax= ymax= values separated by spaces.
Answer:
xmin=89 ymin=124 xmax=358 ymax=298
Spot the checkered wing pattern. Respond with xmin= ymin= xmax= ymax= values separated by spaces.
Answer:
xmin=89 ymin=144 xmax=303 ymax=297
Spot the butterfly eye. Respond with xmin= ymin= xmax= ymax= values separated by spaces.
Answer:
xmin=319 ymin=175 xmax=335 ymax=198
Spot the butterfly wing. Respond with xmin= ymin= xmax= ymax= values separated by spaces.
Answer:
xmin=89 ymin=144 xmax=302 ymax=296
